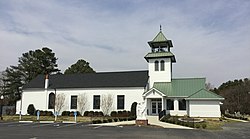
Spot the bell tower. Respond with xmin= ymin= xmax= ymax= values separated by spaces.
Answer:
xmin=144 ymin=27 xmax=176 ymax=88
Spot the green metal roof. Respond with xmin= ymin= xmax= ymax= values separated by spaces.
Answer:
xmin=144 ymin=52 xmax=176 ymax=62
xmin=148 ymin=31 xmax=173 ymax=48
xmin=146 ymin=78 xmax=223 ymax=99
xmin=152 ymin=78 xmax=206 ymax=97
xmin=152 ymin=31 xmax=168 ymax=42
xmin=186 ymin=89 xmax=224 ymax=100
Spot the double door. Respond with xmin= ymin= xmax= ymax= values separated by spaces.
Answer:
xmin=151 ymin=99 xmax=162 ymax=115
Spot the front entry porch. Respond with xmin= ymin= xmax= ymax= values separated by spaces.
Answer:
xmin=143 ymin=88 xmax=187 ymax=116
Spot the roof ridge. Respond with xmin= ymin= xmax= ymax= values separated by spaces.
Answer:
xmin=172 ymin=77 xmax=206 ymax=80
xmin=188 ymin=88 xmax=223 ymax=98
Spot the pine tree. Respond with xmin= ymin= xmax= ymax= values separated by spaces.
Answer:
xmin=2 ymin=47 xmax=60 ymax=104
xmin=64 ymin=59 xmax=95 ymax=74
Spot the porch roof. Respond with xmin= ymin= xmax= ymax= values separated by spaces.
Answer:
xmin=186 ymin=89 xmax=224 ymax=100
xmin=152 ymin=78 xmax=206 ymax=97
xmin=149 ymin=78 xmax=223 ymax=99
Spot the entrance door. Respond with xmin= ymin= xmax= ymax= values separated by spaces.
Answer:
xmin=151 ymin=99 xmax=162 ymax=115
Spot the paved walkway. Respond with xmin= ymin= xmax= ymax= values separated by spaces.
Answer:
xmin=224 ymin=117 xmax=249 ymax=123
xmin=93 ymin=116 xmax=192 ymax=129
xmin=146 ymin=116 xmax=192 ymax=129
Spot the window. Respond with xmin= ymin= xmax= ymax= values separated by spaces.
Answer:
xmin=179 ymin=99 xmax=186 ymax=110
xmin=71 ymin=96 xmax=77 ymax=109
xmin=166 ymin=99 xmax=174 ymax=110
xmin=160 ymin=60 xmax=165 ymax=71
xmin=117 ymin=95 xmax=125 ymax=109
xmin=48 ymin=93 xmax=55 ymax=109
xmin=155 ymin=61 xmax=159 ymax=71
xmin=93 ymin=95 xmax=100 ymax=109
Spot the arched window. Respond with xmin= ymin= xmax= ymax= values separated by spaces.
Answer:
xmin=160 ymin=60 xmax=165 ymax=71
xmin=48 ymin=93 xmax=55 ymax=109
xmin=155 ymin=61 xmax=159 ymax=71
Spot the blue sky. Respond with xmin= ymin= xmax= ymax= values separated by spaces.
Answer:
xmin=0 ymin=0 xmax=249 ymax=87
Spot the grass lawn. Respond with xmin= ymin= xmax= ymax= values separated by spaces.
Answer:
xmin=1 ymin=115 xmax=105 ymax=123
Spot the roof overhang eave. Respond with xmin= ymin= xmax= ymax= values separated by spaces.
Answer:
xmin=143 ymin=88 xmax=166 ymax=97
xmin=185 ymin=98 xmax=225 ymax=101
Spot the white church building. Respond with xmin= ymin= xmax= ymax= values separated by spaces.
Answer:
xmin=16 ymin=30 xmax=224 ymax=117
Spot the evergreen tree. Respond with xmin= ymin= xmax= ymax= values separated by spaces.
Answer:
xmin=213 ymin=78 xmax=250 ymax=114
xmin=2 ymin=47 xmax=59 ymax=104
xmin=64 ymin=59 xmax=95 ymax=74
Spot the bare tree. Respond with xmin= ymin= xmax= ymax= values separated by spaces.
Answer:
xmin=205 ymin=82 xmax=214 ymax=91
xmin=55 ymin=93 xmax=66 ymax=114
xmin=77 ymin=93 xmax=88 ymax=116
xmin=101 ymin=94 xmax=114 ymax=116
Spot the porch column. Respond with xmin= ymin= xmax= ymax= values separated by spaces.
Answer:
xmin=174 ymin=99 xmax=179 ymax=111
xmin=161 ymin=97 xmax=165 ymax=110
xmin=144 ymin=98 xmax=148 ymax=115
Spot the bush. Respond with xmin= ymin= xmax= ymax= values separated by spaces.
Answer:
xmin=118 ymin=111 xmax=123 ymax=117
xmin=111 ymin=111 xmax=117 ymax=117
xmin=202 ymin=123 xmax=207 ymax=129
xmin=195 ymin=124 xmax=200 ymax=128
xmin=46 ymin=111 xmax=53 ymax=116
xmin=27 ymin=104 xmax=36 ymax=115
xmin=103 ymin=120 xmax=108 ymax=123
xmin=108 ymin=119 xmax=113 ymax=122
xmin=88 ymin=111 xmax=94 ymax=117
xmin=94 ymin=111 xmax=99 ymax=116
xmin=84 ymin=111 xmax=89 ymax=116
xmin=92 ymin=120 xmax=97 ymax=124
xmin=98 ymin=111 xmax=104 ymax=117
xmin=5 ymin=108 xmax=15 ymax=115
xmin=69 ymin=111 xmax=80 ymax=116
xmin=114 ymin=118 xmax=118 ymax=122
xmin=61 ymin=111 xmax=70 ymax=116
xmin=130 ymin=102 xmax=137 ymax=117
xmin=96 ymin=120 xmax=102 ymax=124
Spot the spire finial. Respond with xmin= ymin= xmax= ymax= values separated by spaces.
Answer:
xmin=160 ymin=25 xmax=162 ymax=31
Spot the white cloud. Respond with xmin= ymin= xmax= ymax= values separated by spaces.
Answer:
xmin=0 ymin=0 xmax=249 ymax=87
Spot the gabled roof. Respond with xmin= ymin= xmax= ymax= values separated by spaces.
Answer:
xmin=145 ymin=78 xmax=224 ymax=100
xmin=151 ymin=78 xmax=206 ymax=97
xmin=144 ymin=52 xmax=176 ymax=62
xmin=152 ymin=31 xmax=168 ymax=42
xmin=148 ymin=31 xmax=173 ymax=48
xmin=186 ymin=89 xmax=224 ymax=100
xmin=23 ymin=70 xmax=149 ymax=89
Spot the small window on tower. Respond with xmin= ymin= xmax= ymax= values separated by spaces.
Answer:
xmin=160 ymin=60 xmax=165 ymax=71
xmin=155 ymin=61 xmax=159 ymax=71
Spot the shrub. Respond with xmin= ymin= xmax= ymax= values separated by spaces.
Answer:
xmin=69 ymin=111 xmax=80 ymax=116
xmin=195 ymin=124 xmax=200 ymax=128
xmin=88 ymin=111 xmax=94 ymax=117
xmin=202 ymin=123 xmax=207 ymax=129
xmin=92 ymin=120 xmax=97 ymax=124
xmin=108 ymin=119 xmax=113 ymax=122
xmin=61 ymin=111 xmax=70 ymax=116
xmin=118 ymin=111 xmax=123 ymax=117
xmin=84 ymin=111 xmax=89 ymax=116
xmin=114 ymin=118 xmax=118 ymax=122
xmin=46 ymin=111 xmax=53 ymax=116
xmin=111 ymin=111 xmax=117 ymax=117
xmin=130 ymin=102 xmax=137 ymax=117
xmin=103 ymin=120 xmax=108 ymax=123
xmin=129 ymin=116 xmax=136 ymax=120
xmin=94 ymin=111 xmax=99 ymax=116
xmin=27 ymin=104 xmax=36 ymax=115
xmin=5 ymin=108 xmax=15 ymax=115
xmin=98 ymin=111 xmax=104 ymax=117
xmin=96 ymin=120 xmax=102 ymax=124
